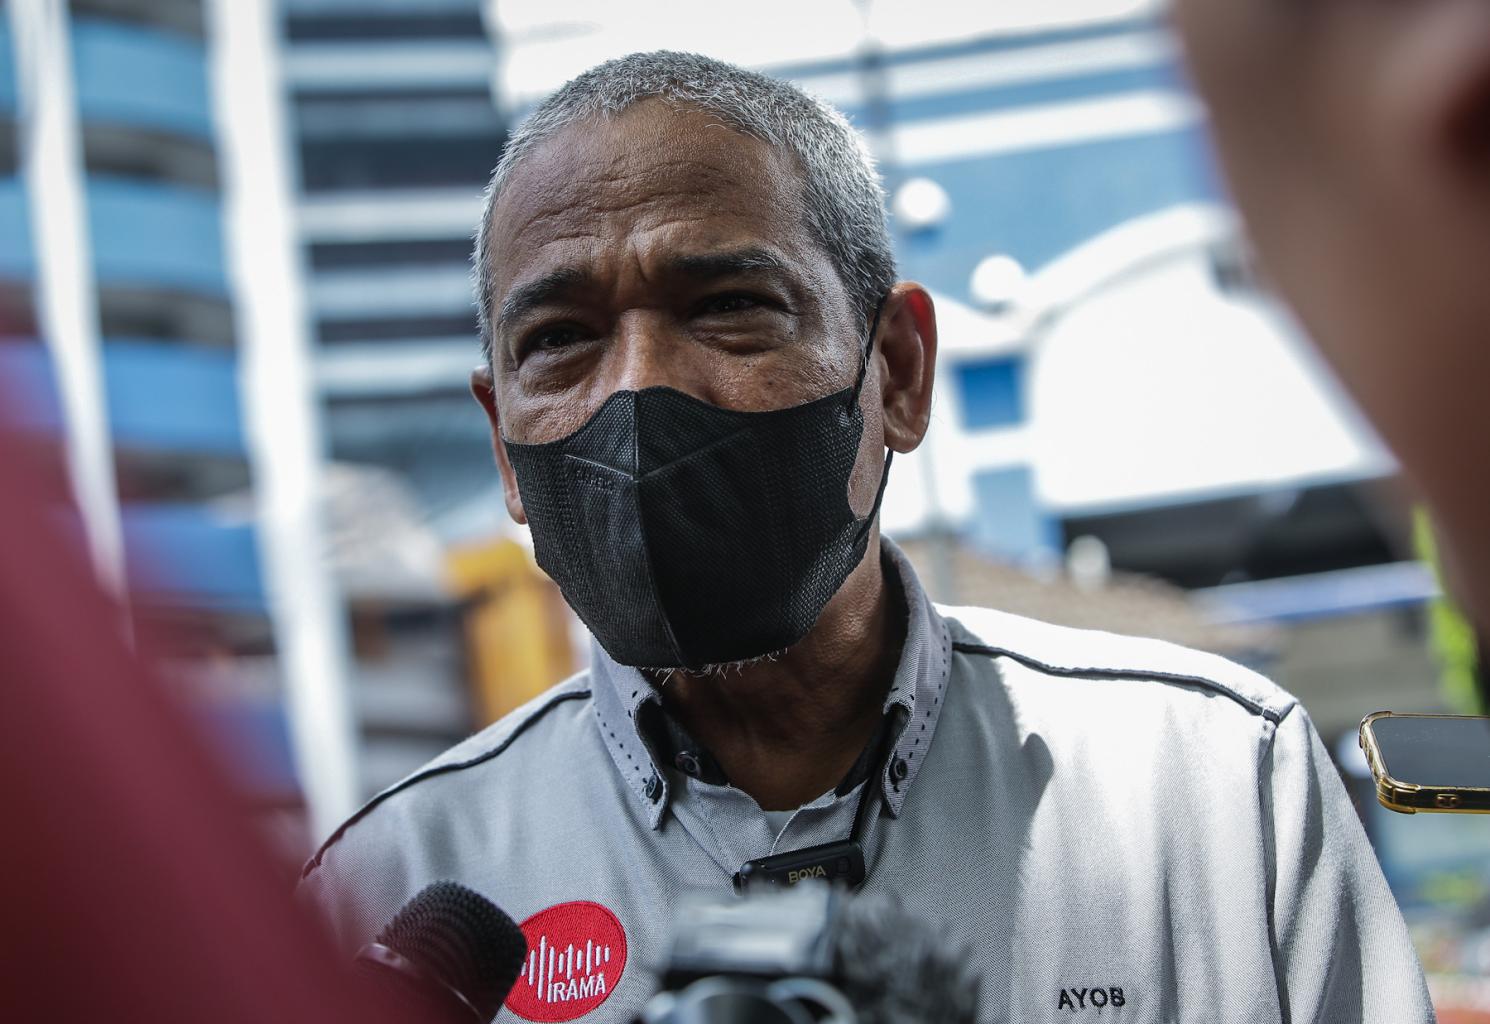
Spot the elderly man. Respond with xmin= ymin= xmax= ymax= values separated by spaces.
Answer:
xmin=300 ymin=52 xmax=1431 ymax=1023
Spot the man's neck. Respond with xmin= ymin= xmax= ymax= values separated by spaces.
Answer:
xmin=651 ymin=537 xmax=904 ymax=811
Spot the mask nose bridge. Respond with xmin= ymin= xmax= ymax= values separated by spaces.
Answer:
xmin=604 ymin=315 xmax=718 ymax=476
xmin=554 ymin=388 xmax=642 ymax=480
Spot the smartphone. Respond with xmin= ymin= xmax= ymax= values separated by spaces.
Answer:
xmin=1359 ymin=711 xmax=1490 ymax=814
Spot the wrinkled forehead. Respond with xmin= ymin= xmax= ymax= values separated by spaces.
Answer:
xmin=482 ymin=101 xmax=822 ymax=292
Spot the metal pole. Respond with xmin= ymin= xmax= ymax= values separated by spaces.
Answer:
xmin=10 ymin=0 xmax=126 ymax=597
xmin=205 ymin=0 xmax=362 ymax=839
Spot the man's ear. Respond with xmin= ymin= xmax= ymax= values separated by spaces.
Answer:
xmin=1382 ymin=1 xmax=1490 ymax=192
xmin=875 ymin=282 xmax=937 ymax=454
xmin=470 ymin=364 xmax=527 ymax=525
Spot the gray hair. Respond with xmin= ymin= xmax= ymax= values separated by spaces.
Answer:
xmin=472 ymin=50 xmax=896 ymax=360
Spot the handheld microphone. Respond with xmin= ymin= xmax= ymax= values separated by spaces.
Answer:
xmin=356 ymin=881 xmax=528 ymax=1024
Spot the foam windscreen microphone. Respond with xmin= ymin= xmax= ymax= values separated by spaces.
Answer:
xmin=639 ymin=885 xmax=979 ymax=1024
xmin=356 ymin=881 xmax=528 ymax=1024
xmin=829 ymin=890 xmax=980 ymax=1024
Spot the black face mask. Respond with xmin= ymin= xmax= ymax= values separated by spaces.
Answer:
xmin=503 ymin=314 xmax=892 ymax=671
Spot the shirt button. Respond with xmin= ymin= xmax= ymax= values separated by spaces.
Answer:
xmin=890 ymin=756 xmax=909 ymax=782
xmin=674 ymin=751 xmax=701 ymax=776
xmin=644 ymin=774 xmax=664 ymax=802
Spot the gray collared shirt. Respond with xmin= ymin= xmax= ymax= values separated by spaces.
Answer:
xmin=300 ymin=541 xmax=1433 ymax=1024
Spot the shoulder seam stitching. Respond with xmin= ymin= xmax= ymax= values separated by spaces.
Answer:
xmin=951 ymin=641 xmax=1284 ymax=723
xmin=300 ymin=688 xmax=592 ymax=880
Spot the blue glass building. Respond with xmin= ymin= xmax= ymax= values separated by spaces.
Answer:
xmin=0 ymin=0 xmax=295 ymax=804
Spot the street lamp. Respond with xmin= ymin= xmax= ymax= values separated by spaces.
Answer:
xmin=970 ymin=253 xmax=1028 ymax=313
xmin=892 ymin=176 xmax=951 ymax=234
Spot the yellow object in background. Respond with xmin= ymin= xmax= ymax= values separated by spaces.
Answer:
xmin=447 ymin=539 xmax=578 ymax=725
xmin=1415 ymin=509 xmax=1486 ymax=716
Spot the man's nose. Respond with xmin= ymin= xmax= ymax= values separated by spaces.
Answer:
xmin=605 ymin=311 xmax=711 ymax=399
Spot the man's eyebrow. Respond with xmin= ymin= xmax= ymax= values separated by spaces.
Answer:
xmin=495 ymin=266 xmax=590 ymax=331
xmin=665 ymin=248 xmax=794 ymax=281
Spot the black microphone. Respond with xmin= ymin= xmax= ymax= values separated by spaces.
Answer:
xmin=356 ymin=881 xmax=528 ymax=1024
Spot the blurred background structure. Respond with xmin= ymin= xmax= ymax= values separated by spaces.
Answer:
xmin=2 ymin=0 xmax=1488 ymax=1014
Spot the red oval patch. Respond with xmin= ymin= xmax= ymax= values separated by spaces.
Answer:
xmin=505 ymin=901 xmax=627 ymax=1022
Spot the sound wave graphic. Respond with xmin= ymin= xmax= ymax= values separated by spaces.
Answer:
xmin=521 ymin=934 xmax=613 ymax=1002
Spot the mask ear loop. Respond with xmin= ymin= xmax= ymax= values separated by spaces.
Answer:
xmin=846 ymin=294 xmax=889 ymax=413
xmin=848 ymin=294 xmax=895 ymax=541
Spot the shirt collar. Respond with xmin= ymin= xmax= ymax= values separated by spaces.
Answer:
xmin=589 ymin=538 xmax=952 ymax=829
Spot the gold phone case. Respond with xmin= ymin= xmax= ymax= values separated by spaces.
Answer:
xmin=1359 ymin=711 xmax=1490 ymax=814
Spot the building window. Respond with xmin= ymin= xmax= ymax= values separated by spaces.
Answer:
xmin=316 ymin=313 xmax=478 ymax=345
xmin=955 ymin=355 xmax=1024 ymax=430
xmin=970 ymin=465 xmax=1057 ymax=563
xmin=97 ymin=287 xmax=236 ymax=348
xmin=284 ymin=11 xmax=488 ymax=43
xmin=71 ymin=0 xmax=205 ymax=39
xmin=298 ymin=134 xmax=504 ymax=192
xmin=84 ymin=125 xmax=218 ymax=191
xmin=0 ymin=283 xmax=37 ymax=335
xmin=0 ymin=119 xmax=18 ymax=177
xmin=309 ymin=238 xmax=473 ymax=270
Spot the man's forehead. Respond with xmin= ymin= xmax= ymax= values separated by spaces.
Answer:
xmin=521 ymin=98 xmax=784 ymax=172
xmin=499 ymin=104 xmax=794 ymax=208
xmin=484 ymin=103 xmax=815 ymax=292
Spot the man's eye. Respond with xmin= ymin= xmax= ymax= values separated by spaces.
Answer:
xmin=527 ymin=325 xmax=585 ymax=352
xmin=698 ymin=293 xmax=763 ymax=316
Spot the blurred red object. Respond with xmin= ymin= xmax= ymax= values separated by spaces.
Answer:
xmin=0 ymin=412 xmax=398 ymax=1021
xmin=1439 ymin=1010 xmax=1490 ymax=1024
